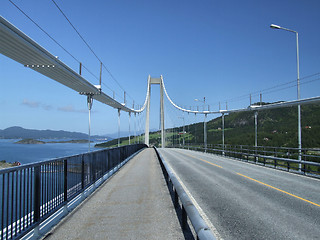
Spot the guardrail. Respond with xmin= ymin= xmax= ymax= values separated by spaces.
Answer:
xmin=175 ymin=144 xmax=320 ymax=177
xmin=154 ymin=147 xmax=216 ymax=240
xmin=0 ymin=144 xmax=146 ymax=240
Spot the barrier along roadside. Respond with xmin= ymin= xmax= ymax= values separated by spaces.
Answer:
xmin=153 ymin=147 xmax=216 ymax=240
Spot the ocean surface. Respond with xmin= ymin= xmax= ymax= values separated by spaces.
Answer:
xmin=0 ymin=139 xmax=103 ymax=165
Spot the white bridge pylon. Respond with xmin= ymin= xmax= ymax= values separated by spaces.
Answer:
xmin=145 ymin=75 xmax=165 ymax=148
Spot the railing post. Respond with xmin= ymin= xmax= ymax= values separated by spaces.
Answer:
xmin=63 ymin=159 xmax=69 ymax=215
xmin=118 ymin=109 xmax=121 ymax=147
xmin=107 ymin=151 xmax=111 ymax=172
xmin=81 ymin=155 xmax=85 ymax=199
xmin=168 ymin=178 xmax=172 ymax=191
xmin=119 ymin=148 xmax=122 ymax=166
xmin=174 ymin=189 xmax=178 ymax=207
xmin=92 ymin=153 xmax=97 ymax=188
xmin=303 ymin=149 xmax=307 ymax=174
xmin=33 ymin=166 xmax=41 ymax=223
xmin=81 ymin=155 xmax=85 ymax=189
xmin=118 ymin=147 xmax=125 ymax=165
xmin=182 ymin=205 xmax=187 ymax=229
xmin=64 ymin=159 xmax=68 ymax=202
xmin=90 ymin=154 xmax=94 ymax=184
xmin=222 ymin=113 xmax=225 ymax=155
xmin=103 ymin=150 xmax=108 ymax=177
xmin=254 ymin=111 xmax=258 ymax=163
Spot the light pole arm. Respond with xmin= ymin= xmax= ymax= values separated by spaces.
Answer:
xmin=280 ymin=27 xmax=297 ymax=34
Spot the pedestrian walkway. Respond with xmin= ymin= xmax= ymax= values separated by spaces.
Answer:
xmin=43 ymin=148 xmax=184 ymax=240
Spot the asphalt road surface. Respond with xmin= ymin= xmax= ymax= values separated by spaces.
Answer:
xmin=158 ymin=148 xmax=320 ymax=240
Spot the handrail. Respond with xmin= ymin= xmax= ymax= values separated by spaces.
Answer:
xmin=178 ymin=145 xmax=320 ymax=177
xmin=0 ymin=144 xmax=147 ymax=240
xmin=154 ymin=147 xmax=216 ymax=240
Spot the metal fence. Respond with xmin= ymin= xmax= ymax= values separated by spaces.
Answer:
xmin=175 ymin=144 xmax=320 ymax=177
xmin=0 ymin=144 xmax=146 ymax=240
xmin=154 ymin=147 xmax=216 ymax=240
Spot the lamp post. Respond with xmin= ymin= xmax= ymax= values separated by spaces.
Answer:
xmin=195 ymin=97 xmax=207 ymax=151
xmin=270 ymin=23 xmax=302 ymax=170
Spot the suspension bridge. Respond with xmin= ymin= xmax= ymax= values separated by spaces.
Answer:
xmin=1 ymin=15 xmax=320 ymax=240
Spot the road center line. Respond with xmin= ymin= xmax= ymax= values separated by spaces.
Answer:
xmin=178 ymin=151 xmax=223 ymax=169
xmin=237 ymin=173 xmax=320 ymax=208
xmin=176 ymin=150 xmax=319 ymax=207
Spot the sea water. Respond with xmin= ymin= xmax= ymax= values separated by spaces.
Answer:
xmin=0 ymin=139 xmax=101 ymax=165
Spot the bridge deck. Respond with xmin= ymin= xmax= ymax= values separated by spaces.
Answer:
xmin=43 ymin=148 xmax=184 ymax=240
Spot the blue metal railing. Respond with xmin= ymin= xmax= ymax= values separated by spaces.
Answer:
xmin=0 ymin=144 xmax=146 ymax=240
xmin=175 ymin=144 xmax=320 ymax=177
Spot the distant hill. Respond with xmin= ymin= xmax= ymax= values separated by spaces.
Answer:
xmin=0 ymin=126 xmax=110 ymax=140
xmin=182 ymin=103 xmax=320 ymax=148
xmin=97 ymin=103 xmax=320 ymax=148
xmin=106 ymin=129 xmax=156 ymax=139
xmin=208 ymin=103 xmax=320 ymax=148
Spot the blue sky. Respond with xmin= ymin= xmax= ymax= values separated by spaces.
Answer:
xmin=1 ymin=0 xmax=320 ymax=135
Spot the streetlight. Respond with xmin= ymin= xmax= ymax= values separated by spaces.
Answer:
xmin=195 ymin=97 xmax=207 ymax=151
xmin=270 ymin=23 xmax=302 ymax=170
xmin=195 ymin=97 xmax=206 ymax=111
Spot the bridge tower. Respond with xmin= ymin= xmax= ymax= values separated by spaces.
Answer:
xmin=145 ymin=75 xmax=165 ymax=148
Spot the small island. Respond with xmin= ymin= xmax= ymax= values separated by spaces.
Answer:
xmin=47 ymin=139 xmax=92 ymax=143
xmin=0 ymin=160 xmax=21 ymax=169
xmin=14 ymin=138 xmax=45 ymax=144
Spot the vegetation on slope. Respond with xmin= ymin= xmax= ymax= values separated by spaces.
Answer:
xmin=95 ymin=103 xmax=320 ymax=149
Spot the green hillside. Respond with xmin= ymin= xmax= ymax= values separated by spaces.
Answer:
xmin=95 ymin=103 xmax=320 ymax=148
xmin=187 ymin=103 xmax=320 ymax=148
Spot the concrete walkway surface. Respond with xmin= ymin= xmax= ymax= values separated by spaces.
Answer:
xmin=42 ymin=148 xmax=185 ymax=240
